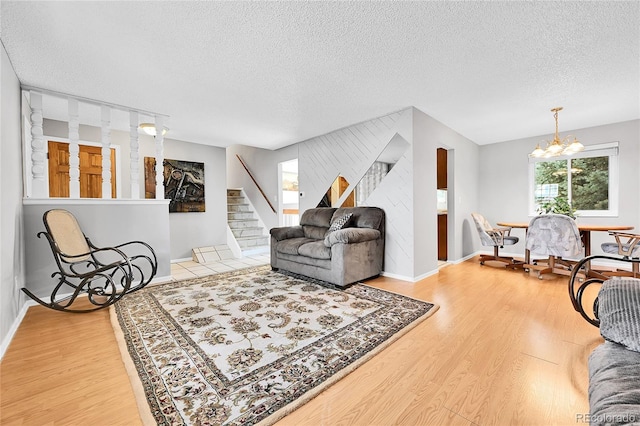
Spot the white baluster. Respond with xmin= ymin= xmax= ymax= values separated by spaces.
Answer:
xmin=68 ymin=98 xmax=80 ymax=198
xmin=129 ymin=111 xmax=140 ymax=199
xmin=101 ymin=105 xmax=112 ymax=199
xmin=154 ymin=115 xmax=165 ymax=200
xmin=29 ymin=91 xmax=47 ymax=198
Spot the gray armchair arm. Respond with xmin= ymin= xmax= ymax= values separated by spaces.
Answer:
xmin=270 ymin=226 xmax=304 ymax=241
xmin=324 ymin=228 xmax=381 ymax=247
xmin=487 ymin=226 xmax=511 ymax=245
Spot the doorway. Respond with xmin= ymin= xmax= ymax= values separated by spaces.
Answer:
xmin=48 ymin=140 xmax=117 ymax=198
xmin=437 ymin=148 xmax=448 ymax=262
xmin=278 ymin=159 xmax=299 ymax=226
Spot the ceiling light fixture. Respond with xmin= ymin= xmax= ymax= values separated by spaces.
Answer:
xmin=529 ymin=107 xmax=584 ymax=158
xmin=139 ymin=123 xmax=169 ymax=136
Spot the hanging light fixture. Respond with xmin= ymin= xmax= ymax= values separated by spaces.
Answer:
xmin=529 ymin=107 xmax=584 ymax=158
xmin=139 ymin=123 xmax=169 ymax=136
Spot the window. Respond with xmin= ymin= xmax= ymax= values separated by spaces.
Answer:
xmin=529 ymin=142 xmax=619 ymax=217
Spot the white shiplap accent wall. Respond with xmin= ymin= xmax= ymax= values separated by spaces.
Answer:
xmin=364 ymin=145 xmax=413 ymax=278
xmin=298 ymin=108 xmax=415 ymax=279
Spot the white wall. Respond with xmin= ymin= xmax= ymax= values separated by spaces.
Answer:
xmin=478 ymin=119 xmax=640 ymax=257
xmin=412 ymin=108 xmax=480 ymax=277
xmin=297 ymin=109 xmax=416 ymax=279
xmin=0 ymin=43 xmax=26 ymax=356
xmin=145 ymin=140 xmax=228 ymax=260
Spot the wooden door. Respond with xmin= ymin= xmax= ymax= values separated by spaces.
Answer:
xmin=437 ymin=148 xmax=447 ymax=189
xmin=48 ymin=141 xmax=116 ymax=198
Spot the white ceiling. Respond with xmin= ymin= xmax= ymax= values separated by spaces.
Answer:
xmin=1 ymin=1 xmax=638 ymax=149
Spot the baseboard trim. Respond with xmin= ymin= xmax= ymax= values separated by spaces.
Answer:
xmin=382 ymin=268 xmax=439 ymax=283
xmin=150 ymin=275 xmax=172 ymax=285
xmin=380 ymin=271 xmax=413 ymax=282
xmin=0 ymin=300 xmax=31 ymax=361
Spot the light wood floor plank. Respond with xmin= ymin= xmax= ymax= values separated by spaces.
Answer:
xmin=1 ymin=258 xmax=598 ymax=425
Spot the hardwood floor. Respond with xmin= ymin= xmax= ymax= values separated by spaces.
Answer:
xmin=1 ymin=258 xmax=600 ymax=425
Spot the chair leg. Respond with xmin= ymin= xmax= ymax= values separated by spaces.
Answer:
xmin=479 ymin=246 xmax=518 ymax=267
xmin=602 ymin=259 xmax=640 ymax=279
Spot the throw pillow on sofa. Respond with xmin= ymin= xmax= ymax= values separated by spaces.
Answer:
xmin=327 ymin=212 xmax=353 ymax=233
xmin=324 ymin=213 xmax=353 ymax=245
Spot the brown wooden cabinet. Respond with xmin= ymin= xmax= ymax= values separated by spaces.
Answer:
xmin=438 ymin=214 xmax=447 ymax=260
xmin=437 ymin=148 xmax=447 ymax=190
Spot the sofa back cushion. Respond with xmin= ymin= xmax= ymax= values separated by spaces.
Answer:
xmin=598 ymin=278 xmax=640 ymax=353
xmin=331 ymin=207 xmax=385 ymax=235
xmin=300 ymin=208 xmax=336 ymax=240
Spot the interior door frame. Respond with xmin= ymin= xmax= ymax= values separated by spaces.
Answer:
xmin=44 ymin=136 xmax=122 ymax=198
xmin=277 ymin=158 xmax=299 ymax=226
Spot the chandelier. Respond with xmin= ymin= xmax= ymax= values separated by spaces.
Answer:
xmin=529 ymin=107 xmax=584 ymax=158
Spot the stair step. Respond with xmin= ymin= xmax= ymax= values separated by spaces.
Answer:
xmin=228 ymin=219 xmax=259 ymax=228
xmin=232 ymin=227 xmax=264 ymax=238
xmin=228 ymin=212 xmax=255 ymax=220
xmin=236 ymin=236 xmax=269 ymax=248
xmin=227 ymin=196 xmax=246 ymax=204
xmin=227 ymin=189 xmax=269 ymax=250
xmin=242 ymin=245 xmax=270 ymax=256
xmin=228 ymin=204 xmax=252 ymax=212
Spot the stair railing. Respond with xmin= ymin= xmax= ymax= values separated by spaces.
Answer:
xmin=236 ymin=154 xmax=276 ymax=213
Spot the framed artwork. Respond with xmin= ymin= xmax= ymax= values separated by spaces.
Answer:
xmin=144 ymin=157 xmax=205 ymax=212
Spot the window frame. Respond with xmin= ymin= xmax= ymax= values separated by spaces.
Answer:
xmin=528 ymin=142 xmax=619 ymax=217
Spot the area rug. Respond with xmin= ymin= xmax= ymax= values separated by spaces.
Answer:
xmin=111 ymin=266 xmax=438 ymax=425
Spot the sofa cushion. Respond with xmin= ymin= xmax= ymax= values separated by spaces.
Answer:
xmin=300 ymin=208 xmax=336 ymax=240
xmin=589 ymin=341 xmax=640 ymax=423
xmin=300 ymin=208 xmax=336 ymax=227
xmin=598 ymin=278 xmax=640 ymax=352
xmin=276 ymin=252 xmax=332 ymax=270
xmin=302 ymin=226 xmax=329 ymax=240
xmin=276 ymin=237 xmax=316 ymax=256
xmin=324 ymin=228 xmax=382 ymax=247
xmin=270 ymin=226 xmax=304 ymax=241
xmin=298 ymin=241 xmax=331 ymax=260
xmin=332 ymin=207 xmax=384 ymax=231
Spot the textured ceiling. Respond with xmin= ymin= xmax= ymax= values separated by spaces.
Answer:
xmin=1 ymin=1 xmax=638 ymax=149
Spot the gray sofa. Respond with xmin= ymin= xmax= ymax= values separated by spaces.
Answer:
xmin=569 ymin=256 xmax=640 ymax=424
xmin=588 ymin=278 xmax=640 ymax=425
xmin=270 ymin=207 xmax=385 ymax=287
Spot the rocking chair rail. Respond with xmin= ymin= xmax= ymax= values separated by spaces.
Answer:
xmin=22 ymin=209 xmax=158 ymax=313
xmin=568 ymin=254 xmax=640 ymax=327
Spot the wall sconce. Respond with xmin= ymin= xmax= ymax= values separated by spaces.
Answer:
xmin=139 ymin=123 xmax=169 ymax=136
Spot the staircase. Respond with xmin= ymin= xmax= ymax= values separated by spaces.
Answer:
xmin=227 ymin=189 xmax=269 ymax=254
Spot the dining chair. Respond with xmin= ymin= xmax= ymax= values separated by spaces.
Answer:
xmin=525 ymin=213 xmax=584 ymax=279
xmin=471 ymin=212 xmax=520 ymax=267
xmin=601 ymin=231 xmax=640 ymax=277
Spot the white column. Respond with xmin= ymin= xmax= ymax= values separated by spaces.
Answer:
xmin=154 ymin=115 xmax=165 ymax=200
xmin=129 ymin=111 xmax=140 ymax=199
xmin=101 ymin=105 xmax=112 ymax=199
xmin=29 ymin=91 xmax=47 ymax=198
xmin=68 ymin=98 xmax=80 ymax=198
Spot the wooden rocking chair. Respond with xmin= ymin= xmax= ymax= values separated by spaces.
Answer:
xmin=22 ymin=209 xmax=158 ymax=312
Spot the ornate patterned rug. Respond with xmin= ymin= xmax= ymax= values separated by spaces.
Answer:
xmin=111 ymin=266 xmax=438 ymax=425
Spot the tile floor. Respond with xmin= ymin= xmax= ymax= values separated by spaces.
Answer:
xmin=170 ymin=253 xmax=271 ymax=281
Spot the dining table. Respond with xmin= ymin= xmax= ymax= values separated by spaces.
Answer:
xmin=496 ymin=221 xmax=634 ymax=277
